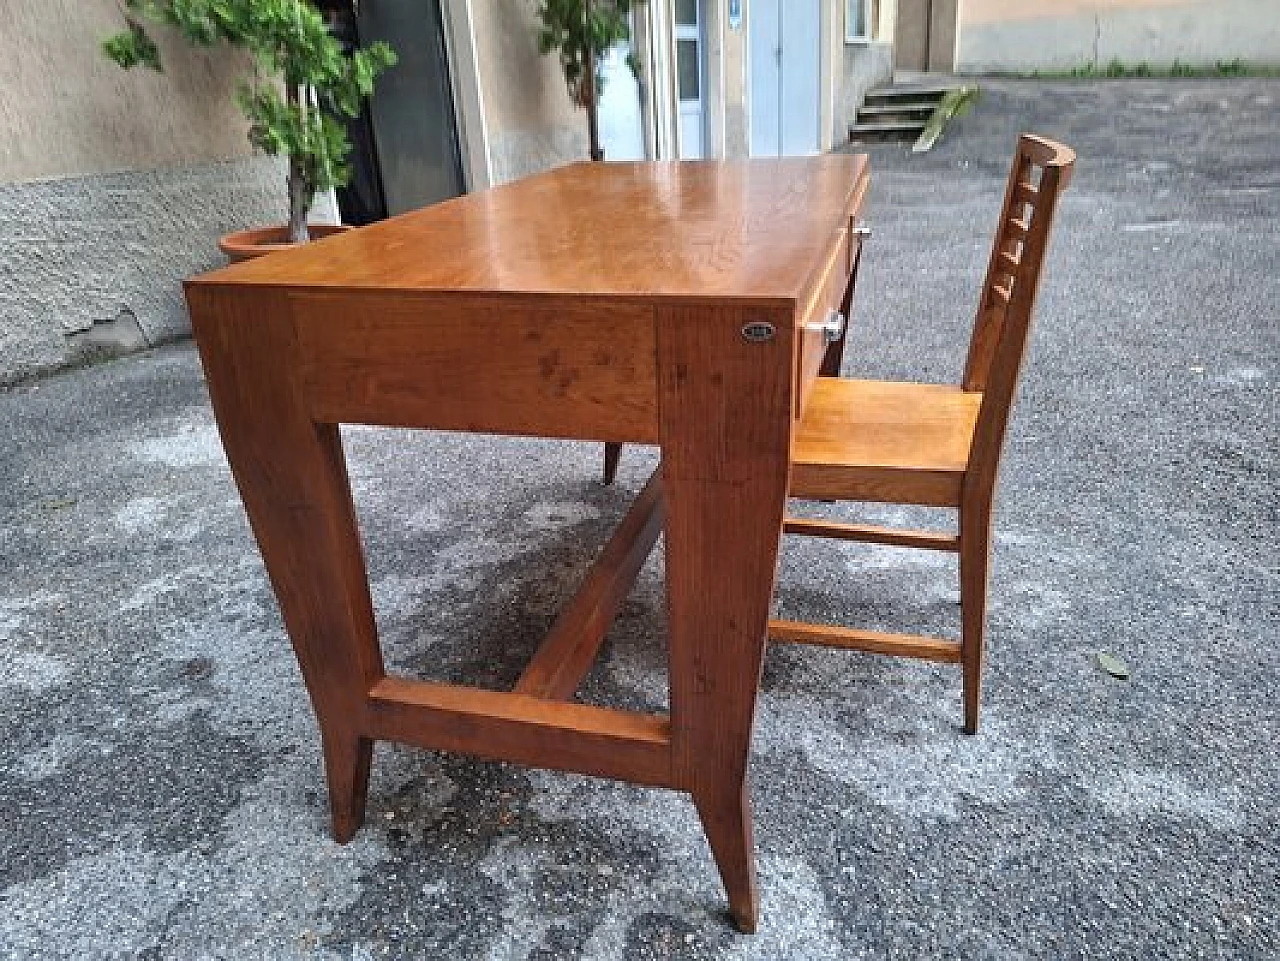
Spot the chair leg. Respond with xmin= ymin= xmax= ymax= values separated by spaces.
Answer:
xmin=602 ymin=442 xmax=622 ymax=485
xmin=958 ymin=504 xmax=993 ymax=735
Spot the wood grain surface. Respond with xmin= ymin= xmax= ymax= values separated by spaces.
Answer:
xmin=189 ymin=158 xmax=870 ymax=307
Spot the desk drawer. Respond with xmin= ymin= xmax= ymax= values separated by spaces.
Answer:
xmin=796 ymin=224 xmax=861 ymax=418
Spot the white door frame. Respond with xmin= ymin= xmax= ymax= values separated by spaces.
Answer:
xmin=439 ymin=0 xmax=491 ymax=190
xmin=635 ymin=0 xmax=731 ymax=161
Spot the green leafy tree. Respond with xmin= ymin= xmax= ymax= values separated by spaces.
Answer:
xmin=103 ymin=0 xmax=396 ymax=243
xmin=536 ymin=0 xmax=643 ymax=161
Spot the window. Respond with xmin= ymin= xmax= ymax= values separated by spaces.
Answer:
xmin=674 ymin=0 xmax=702 ymax=106
xmin=676 ymin=39 xmax=700 ymax=100
xmin=673 ymin=0 xmax=704 ymax=158
xmin=845 ymin=0 xmax=879 ymax=42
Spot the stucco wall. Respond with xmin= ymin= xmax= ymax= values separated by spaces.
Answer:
xmin=958 ymin=0 xmax=1280 ymax=74
xmin=470 ymin=0 xmax=589 ymax=183
xmin=0 ymin=0 xmax=258 ymax=182
xmin=0 ymin=1 xmax=307 ymax=383
xmin=0 ymin=159 xmax=312 ymax=386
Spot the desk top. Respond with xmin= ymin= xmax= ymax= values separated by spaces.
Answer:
xmin=190 ymin=156 xmax=869 ymax=306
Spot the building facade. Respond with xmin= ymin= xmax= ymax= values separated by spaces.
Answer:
xmin=888 ymin=0 xmax=1280 ymax=75
xmin=0 ymin=1 xmax=894 ymax=383
xmin=465 ymin=0 xmax=897 ymax=173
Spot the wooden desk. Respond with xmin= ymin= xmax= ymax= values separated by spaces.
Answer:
xmin=186 ymin=157 xmax=869 ymax=932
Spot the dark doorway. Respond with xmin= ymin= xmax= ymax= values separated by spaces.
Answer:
xmin=894 ymin=0 xmax=959 ymax=74
xmin=321 ymin=0 xmax=466 ymax=223
xmin=358 ymin=0 xmax=466 ymax=215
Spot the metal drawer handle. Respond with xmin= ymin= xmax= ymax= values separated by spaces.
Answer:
xmin=809 ymin=310 xmax=846 ymax=345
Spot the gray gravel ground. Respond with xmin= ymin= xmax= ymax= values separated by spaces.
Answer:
xmin=1 ymin=80 xmax=1277 ymax=959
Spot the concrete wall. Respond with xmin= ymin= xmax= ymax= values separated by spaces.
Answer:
xmin=0 ymin=0 xmax=290 ymax=384
xmin=470 ymin=0 xmax=590 ymax=183
xmin=958 ymin=0 xmax=1280 ymax=74
xmin=839 ymin=2 xmax=895 ymax=142
xmin=840 ymin=41 xmax=895 ymax=138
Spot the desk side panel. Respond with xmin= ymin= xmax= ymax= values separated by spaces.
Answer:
xmin=290 ymin=292 xmax=659 ymax=443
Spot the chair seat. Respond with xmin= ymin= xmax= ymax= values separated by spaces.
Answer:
xmin=790 ymin=378 xmax=981 ymax=507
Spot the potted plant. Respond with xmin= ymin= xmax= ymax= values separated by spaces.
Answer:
xmin=103 ymin=0 xmax=396 ymax=260
xmin=536 ymin=0 xmax=643 ymax=162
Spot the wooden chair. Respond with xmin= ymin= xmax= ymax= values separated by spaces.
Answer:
xmin=772 ymin=134 xmax=1075 ymax=734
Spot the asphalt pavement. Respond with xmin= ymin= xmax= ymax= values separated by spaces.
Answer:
xmin=1 ymin=79 xmax=1277 ymax=959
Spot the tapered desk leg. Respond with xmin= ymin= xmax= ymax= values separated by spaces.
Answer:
xmin=693 ymin=780 xmax=758 ymax=931
xmin=188 ymin=287 xmax=385 ymax=841
xmin=657 ymin=305 xmax=794 ymax=933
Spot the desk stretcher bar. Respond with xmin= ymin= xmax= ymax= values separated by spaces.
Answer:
xmin=363 ymin=467 xmax=674 ymax=788
xmin=365 ymin=677 xmax=675 ymax=788
xmin=515 ymin=468 xmax=665 ymax=700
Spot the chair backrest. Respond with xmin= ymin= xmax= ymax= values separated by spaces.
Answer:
xmin=962 ymin=134 xmax=1075 ymax=501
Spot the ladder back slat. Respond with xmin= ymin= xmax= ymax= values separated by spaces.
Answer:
xmin=1012 ymin=181 xmax=1038 ymax=208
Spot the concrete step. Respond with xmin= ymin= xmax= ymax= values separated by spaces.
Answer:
xmin=855 ymin=111 xmax=933 ymax=128
xmin=847 ymin=119 xmax=926 ymax=142
xmin=857 ymin=101 xmax=938 ymax=126
xmin=863 ymin=83 xmax=958 ymax=106
xmin=858 ymin=101 xmax=940 ymax=117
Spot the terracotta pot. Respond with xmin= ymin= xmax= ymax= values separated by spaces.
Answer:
xmin=217 ymin=223 xmax=352 ymax=262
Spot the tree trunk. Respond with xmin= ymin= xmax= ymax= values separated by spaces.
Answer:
xmin=587 ymin=96 xmax=604 ymax=162
xmin=584 ymin=0 xmax=604 ymax=161
xmin=287 ymin=159 xmax=311 ymax=244
xmin=285 ymin=83 xmax=311 ymax=244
